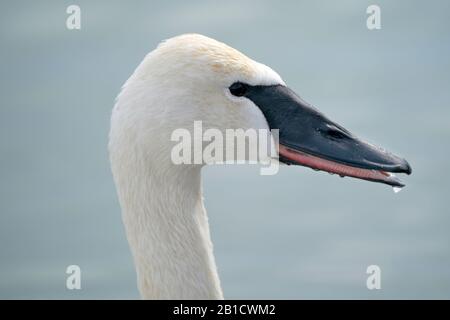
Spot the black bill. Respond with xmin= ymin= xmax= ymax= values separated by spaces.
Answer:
xmin=240 ymin=83 xmax=412 ymax=187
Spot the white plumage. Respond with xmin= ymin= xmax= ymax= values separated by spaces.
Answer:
xmin=109 ymin=34 xmax=283 ymax=299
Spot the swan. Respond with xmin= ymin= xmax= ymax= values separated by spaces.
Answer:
xmin=109 ymin=34 xmax=411 ymax=299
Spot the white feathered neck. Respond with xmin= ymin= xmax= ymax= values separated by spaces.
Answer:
xmin=109 ymin=34 xmax=283 ymax=299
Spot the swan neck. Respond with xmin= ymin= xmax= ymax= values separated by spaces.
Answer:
xmin=118 ymin=164 xmax=223 ymax=299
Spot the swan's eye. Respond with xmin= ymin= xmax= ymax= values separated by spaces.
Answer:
xmin=229 ymin=82 xmax=249 ymax=97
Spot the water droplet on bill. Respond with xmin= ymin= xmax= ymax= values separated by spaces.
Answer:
xmin=393 ymin=186 xmax=402 ymax=193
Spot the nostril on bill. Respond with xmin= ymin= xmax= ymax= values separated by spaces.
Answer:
xmin=318 ymin=125 xmax=349 ymax=140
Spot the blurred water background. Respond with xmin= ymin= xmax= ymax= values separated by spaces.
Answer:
xmin=1 ymin=0 xmax=449 ymax=299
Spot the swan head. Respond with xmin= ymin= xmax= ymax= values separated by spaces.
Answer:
xmin=111 ymin=34 xmax=411 ymax=186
